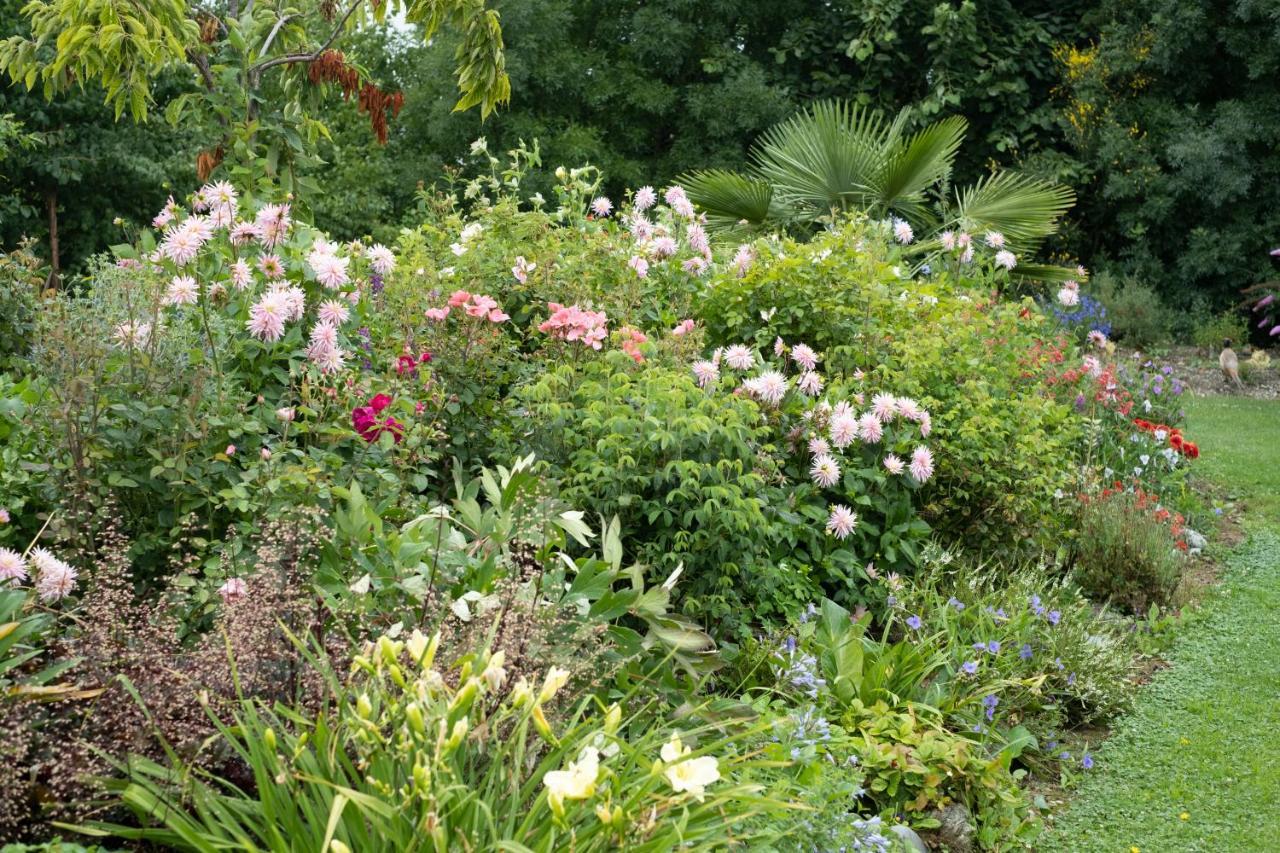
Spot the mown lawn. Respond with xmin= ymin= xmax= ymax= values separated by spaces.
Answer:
xmin=1041 ymin=395 xmax=1280 ymax=851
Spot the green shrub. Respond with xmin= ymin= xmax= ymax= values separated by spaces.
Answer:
xmin=516 ymin=353 xmax=815 ymax=629
xmin=1190 ymin=309 xmax=1248 ymax=354
xmin=0 ymin=240 xmax=41 ymax=371
xmin=1094 ymin=272 xmax=1171 ymax=349
xmin=1072 ymin=489 xmax=1185 ymax=613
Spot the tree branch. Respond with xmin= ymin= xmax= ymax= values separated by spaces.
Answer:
xmin=248 ymin=0 xmax=363 ymax=83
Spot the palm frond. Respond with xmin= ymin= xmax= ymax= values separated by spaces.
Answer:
xmin=1007 ymin=262 xmax=1083 ymax=283
xmin=680 ymin=169 xmax=778 ymax=232
xmin=951 ymin=171 xmax=1075 ymax=253
xmin=751 ymin=100 xmax=889 ymax=217
xmin=878 ymin=115 xmax=966 ymax=223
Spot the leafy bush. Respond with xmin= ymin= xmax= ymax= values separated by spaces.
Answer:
xmin=517 ymin=353 xmax=809 ymax=629
xmin=1191 ymin=309 xmax=1248 ymax=353
xmin=1093 ymin=273 xmax=1171 ymax=348
xmin=1072 ymin=488 xmax=1186 ymax=613
xmin=0 ymin=239 xmax=40 ymax=371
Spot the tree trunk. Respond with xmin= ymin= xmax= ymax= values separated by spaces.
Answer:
xmin=45 ymin=187 xmax=60 ymax=291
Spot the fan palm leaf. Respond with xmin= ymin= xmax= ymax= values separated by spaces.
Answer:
xmin=876 ymin=115 xmax=967 ymax=226
xmin=750 ymin=100 xmax=895 ymax=218
xmin=950 ymin=172 xmax=1075 ymax=253
xmin=677 ymin=169 xmax=779 ymax=232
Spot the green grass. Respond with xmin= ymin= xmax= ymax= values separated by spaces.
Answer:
xmin=1182 ymin=395 xmax=1280 ymax=522
xmin=1041 ymin=395 xmax=1280 ymax=851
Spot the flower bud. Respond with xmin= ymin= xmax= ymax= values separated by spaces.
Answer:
xmin=405 ymin=702 xmax=426 ymax=736
xmin=263 ymin=727 xmax=277 ymax=752
xmin=356 ymin=693 xmax=373 ymax=720
xmin=604 ymin=703 xmax=621 ymax=735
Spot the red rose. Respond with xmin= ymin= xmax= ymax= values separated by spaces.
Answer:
xmin=369 ymin=393 xmax=393 ymax=413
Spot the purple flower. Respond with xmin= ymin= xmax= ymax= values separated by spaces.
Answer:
xmin=1074 ymin=393 xmax=1087 ymax=411
xmin=1060 ymin=751 xmax=1072 ymax=760
xmin=1047 ymin=610 xmax=1061 ymax=626
xmin=982 ymin=694 xmax=999 ymax=721
xmin=948 ymin=597 xmax=966 ymax=611
xmin=1019 ymin=644 xmax=1034 ymax=660
xmin=1055 ymin=657 xmax=1065 ymax=671
xmin=962 ymin=660 xmax=979 ymax=675
xmin=1081 ymin=752 xmax=1094 ymax=769
xmin=1068 ymin=672 xmax=1077 ymax=686
xmin=906 ymin=614 xmax=922 ymax=631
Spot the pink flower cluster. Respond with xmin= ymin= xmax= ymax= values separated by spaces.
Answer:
xmin=352 ymin=393 xmax=404 ymax=444
xmin=397 ymin=350 xmax=433 ymax=374
xmin=0 ymin=544 xmax=77 ymax=602
xmin=617 ymin=327 xmax=648 ymax=363
xmin=539 ymin=302 xmax=609 ymax=349
xmin=425 ymin=290 xmax=509 ymax=323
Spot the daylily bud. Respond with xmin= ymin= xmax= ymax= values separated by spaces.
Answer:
xmin=604 ymin=703 xmax=622 ymax=735
xmin=356 ymin=693 xmax=373 ymax=720
xmin=444 ymin=718 xmax=468 ymax=751
xmin=405 ymin=702 xmax=426 ymax=736
xmin=263 ymin=728 xmax=277 ymax=752
xmin=532 ymin=705 xmax=554 ymax=742
xmin=511 ymin=677 xmax=533 ymax=708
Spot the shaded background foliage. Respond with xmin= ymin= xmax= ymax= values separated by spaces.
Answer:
xmin=5 ymin=0 xmax=1280 ymax=312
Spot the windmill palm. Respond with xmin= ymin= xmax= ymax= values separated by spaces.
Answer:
xmin=681 ymin=100 xmax=1075 ymax=272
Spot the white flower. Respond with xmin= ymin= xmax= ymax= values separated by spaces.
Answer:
xmin=983 ymin=230 xmax=1005 ymax=248
xmin=460 ymin=222 xmax=483 ymax=243
xmin=994 ymin=250 xmax=1017 ymax=270
xmin=450 ymin=242 xmax=468 ymax=256
xmin=543 ymin=746 xmax=600 ymax=810
xmin=892 ymin=218 xmax=914 ymax=244
xmin=660 ymin=736 xmax=720 ymax=800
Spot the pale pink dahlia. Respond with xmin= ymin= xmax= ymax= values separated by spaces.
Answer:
xmin=165 ymin=275 xmax=199 ymax=306
xmin=312 ymin=253 xmax=350 ymax=290
xmin=692 ymin=360 xmax=720 ymax=388
xmin=790 ymin=343 xmax=818 ymax=371
xmin=367 ymin=243 xmax=396 ymax=276
xmin=858 ymin=412 xmax=884 ymax=444
xmin=31 ymin=548 xmax=76 ymax=602
xmin=810 ymin=453 xmax=841 ymax=488
xmin=628 ymin=255 xmax=649 ymax=278
xmin=893 ymin=219 xmax=914 ymax=244
xmin=246 ymin=292 xmax=289 ymax=342
xmin=983 ymin=230 xmax=1005 ymax=248
xmin=826 ymin=505 xmax=858 ymax=539
xmin=882 ymin=454 xmax=905 ymax=475
xmin=723 ymin=345 xmax=755 ymax=371
xmin=258 ymin=254 xmax=285 ymax=280
xmin=872 ymin=393 xmax=897 ymax=422
xmin=219 ymin=577 xmax=248 ymax=604
xmin=797 ymin=371 xmax=823 ymax=396
xmin=318 ymin=299 xmax=350 ymax=326
xmin=909 ymin=446 xmax=935 ymax=483
xmin=994 ymin=250 xmax=1017 ymax=270
xmin=808 ymin=436 xmax=831 ymax=456
xmin=830 ymin=413 xmax=859 ymax=449
xmin=633 ymin=186 xmax=657 ymax=211
xmin=0 ymin=547 xmax=27 ymax=583
xmin=590 ymin=196 xmax=613 ymax=217
xmin=746 ymin=370 xmax=788 ymax=406
xmin=230 ymin=259 xmax=253 ymax=290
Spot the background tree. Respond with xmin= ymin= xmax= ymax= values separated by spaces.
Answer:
xmin=1044 ymin=0 xmax=1280 ymax=311
xmin=1 ymin=0 xmax=508 ymax=193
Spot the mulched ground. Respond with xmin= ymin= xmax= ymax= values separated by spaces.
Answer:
xmin=1131 ymin=344 xmax=1280 ymax=399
